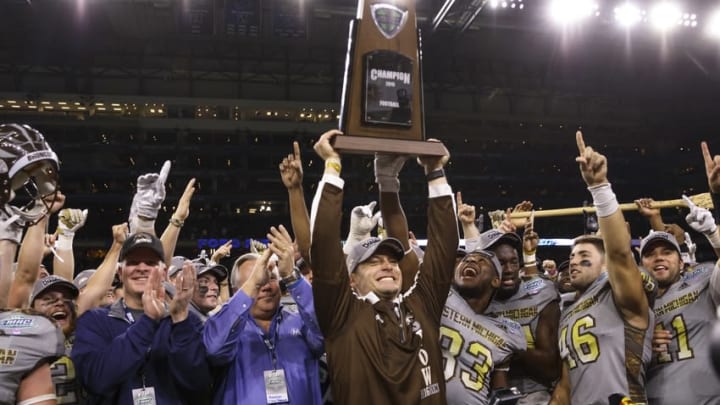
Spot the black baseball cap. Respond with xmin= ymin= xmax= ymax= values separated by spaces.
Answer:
xmin=119 ymin=232 xmax=165 ymax=262
xmin=558 ymin=260 xmax=570 ymax=272
xmin=195 ymin=263 xmax=228 ymax=283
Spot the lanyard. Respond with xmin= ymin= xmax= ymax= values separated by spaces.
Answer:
xmin=122 ymin=300 xmax=137 ymax=323
xmin=121 ymin=300 xmax=152 ymax=387
xmin=259 ymin=312 xmax=283 ymax=370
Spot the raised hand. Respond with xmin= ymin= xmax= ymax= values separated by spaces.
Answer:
xmin=313 ymin=130 xmax=342 ymax=162
xmin=241 ymin=249 xmax=273 ymax=296
xmin=701 ymin=141 xmax=720 ymax=193
xmin=662 ymin=223 xmax=687 ymax=245
xmin=57 ymin=208 xmax=88 ymax=236
xmin=684 ymin=232 xmax=697 ymax=262
xmin=456 ymin=191 xmax=476 ymax=226
xmin=498 ymin=208 xmax=517 ymax=234
xmin=514 ymin=200 xmax=533 ymax=213
xmin=249 ymin=238 xmax=268 ymax=254
xmin=47 ymin=190 xmax=66 ymax=215
xmin=280 ymin=142 xmax=304 ymax=189
xmin=42 ymin=234 xmax=56 ymax=257
xmin=408 ymin=230 xmax=419 ymax=248
xmin=508 ymin=200 xmax=533 ymax=228
xmin=173 ymin=178 xmax=196 ymax=222
xmin=523 ymin=211 xmax=539 ymax=254
xmin=169 ymin=262 xmax=195 ymax=323
xmin=132 ymin=160 xmax=171 ymax=220
xmin=211 ymin=240 xmax=233 ymax=264
xmin=683 ymin=194 xmax=717 ymax=235
xmin=267 ymin=225 xmax=295 ymax=278
xmin=375 ymin=154 xmax=409 ymax=192
xmin=142 ymin=265 xmax=168 ymax=321
xmin=634 ymin=198 xmax=661 ymax=219
xmin=575 ymin=131 xmax=608 ymax=188
xmin=348 ymin=201 xmax=381 ymax=240
xmin=417 ymin=139 xmax=449 ymax=174
xmin=112 ymin=223 xmax=129 ymax=245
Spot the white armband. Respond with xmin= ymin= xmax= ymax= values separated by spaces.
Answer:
xmin=588 ymin=183 xmax=619 ymax=218
xmin=18 ymin=394 xmax=57 ymax=405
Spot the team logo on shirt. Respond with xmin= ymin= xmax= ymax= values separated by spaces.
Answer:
xmin=682 ymin=265 xmax=711 ymax=282
xmin=523 ymin=279 xmax=544 ymax=295
xmin=0 ymin=348 xmax=17 ymax=365
xmin=0 ymin=316 xmax=34 ymax=329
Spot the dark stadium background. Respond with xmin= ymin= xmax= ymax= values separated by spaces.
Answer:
xmin=0 ymin=0 xmax=717 ymax=270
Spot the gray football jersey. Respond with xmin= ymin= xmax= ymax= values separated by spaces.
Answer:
xmin=441 ymin=289 xmax=527 ymax=405
xmin=51 ymin=335 xmax=84 ymax=405
xmin=487 ymin=277 xmax=559 ymax=394
xmin=559 ymin=272 xmax=653 ymax=405
xmin=0 ymin=310 xmax=65 ymax=403
xmin=647 ymin=265 xmax=720 ymax=405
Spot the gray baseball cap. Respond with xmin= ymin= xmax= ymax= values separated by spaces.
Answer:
xmin=345 ymin=237 xmax=404 ymax=274
xmin=73 ymin=269 xmax=96 ymax=290
xmin=195 ymin=263 xmax=228 ymax=283
xmin=464 ymin=248 xmax=503 ymax=278
xmin=640 ymin=231 xmax=681 ymax=256
xmin=478 ymin=229 xmax=522 ymax=251
xmin=30 ymin=275 xmax=79 ymax=306
xmin=168 ymin=256 xmax=187 ymax=278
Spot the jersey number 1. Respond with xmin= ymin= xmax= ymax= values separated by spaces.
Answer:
xmin=655 ymin=314 xmax=694 ymax=364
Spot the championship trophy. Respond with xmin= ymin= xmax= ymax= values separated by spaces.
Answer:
xmin=335 ymin=0 xmax=445 ymax=156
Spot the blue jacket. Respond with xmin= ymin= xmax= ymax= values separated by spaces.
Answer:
xmin=204 ymin=279 xmax=324 ymax=404
xmin=71 ymin=299 xmax=212 ymax=404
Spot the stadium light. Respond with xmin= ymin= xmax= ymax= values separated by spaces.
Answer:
xmin=489 ymin=0 xmax=524 ymax=11
xmin=707 ymin=8 xmax=720 ymax=38
xmin=549 ymin=0 xmax=599 ymax=25
xmin=650 ymin=2 xmax=681 ymax=31
xmin=614 ymin=2 xmax=643 ymax=28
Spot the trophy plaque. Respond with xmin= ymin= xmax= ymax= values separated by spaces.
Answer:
xmin=335 ymin=0 xmax=445 ymax=156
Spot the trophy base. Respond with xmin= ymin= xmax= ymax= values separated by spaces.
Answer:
xmin=333 ymin=135 xmax=446 ymax=156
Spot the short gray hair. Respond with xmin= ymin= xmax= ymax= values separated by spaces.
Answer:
xmin=231 ymin=253 xmax=260 ymax=289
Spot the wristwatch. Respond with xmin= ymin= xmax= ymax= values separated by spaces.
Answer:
xmin=279 ymin=267 xmax=303 ymax=292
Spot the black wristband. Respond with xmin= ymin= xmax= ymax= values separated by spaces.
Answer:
xmin=426 ymin=168 xmax=445 ymax=182
xmin=279 ymin=267 xmax=303 ymax=292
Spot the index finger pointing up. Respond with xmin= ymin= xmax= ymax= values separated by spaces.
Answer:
xmin=681 ymin=194 xmax=697 ymax=210
xmin=158 ymin=160 xmax=172 ymax=185
xmin=293 ymin=141 xmax=301 ymax=159
xmin=576 ymin=131 xmax=586 ymax=156
xmin=457 ymin=191 xmax=463 ymax=206
xmin=701 ymin=141 xmax=714 ymax=171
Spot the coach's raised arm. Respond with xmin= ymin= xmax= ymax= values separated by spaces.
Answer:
xmin=309 ymin=129 xmax=458 ymax=405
